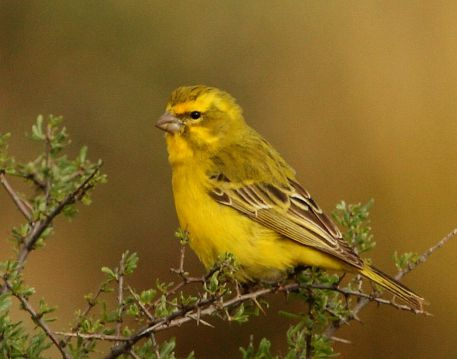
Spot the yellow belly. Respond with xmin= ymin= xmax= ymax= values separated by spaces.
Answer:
xmin=171 ymin=161 xmax=344 ymax=282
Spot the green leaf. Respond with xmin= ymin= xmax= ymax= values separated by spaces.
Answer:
xmin=175 ymin=228 xmax=189 ymax=244
xmin=0 ymin=293 xmax=11 ymax=313
xmin=31 ymin=115 xmax=45 ymax=140
xmin=124 ymin=251 xmax=139 ymax=275
xmin=140 ymin=289 xmax=157 ymax=304
xmin=393 ymin=251 xmax=420 ymax=270
xmin=101 ymin=267 xmax=117 ymax=280
xmin=240 ymin=336 xmax=277 ymax=359
xmin=127 ymin=303 xmax=140 ymax=317
xmin=159 ymin=338 xmax=176 ymax=358
xmin=332 ymin=199 xmax=375 ymax=254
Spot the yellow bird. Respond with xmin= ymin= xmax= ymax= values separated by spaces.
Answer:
xmin=156 ymin=85 xmax=424 ymax=311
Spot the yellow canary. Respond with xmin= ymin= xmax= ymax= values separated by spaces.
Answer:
xmin=156 ymin=85 xmax=424 ymax=311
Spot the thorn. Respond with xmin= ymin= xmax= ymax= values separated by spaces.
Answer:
xmin=252 ymin=297 xmax=266 ymax=315
xmin=196 ymin=317 xmax=214 ymax=328
xmin=330 ymin=336 xmax=351 ymax=344
xmin=235 ymin=282 xmax=242 ymax=298
xmin=224 ymin=308 xmax=232 ymax=321
xmin=351 ymin=312 xmax=362 ymax=323
xmin=196 ymin=307 xmax=201 ymax=325
xmin=336 ymin=273 xmax=346 ymax=285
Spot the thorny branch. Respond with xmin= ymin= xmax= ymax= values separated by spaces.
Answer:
xmin=0 ymin=118 xmax=110 ymax=358
xmin=396 ymin=228 xmax=457 ymax=280
xmin=16 ymin=165 xmax=102 ymax=268
xmin=55 ymin=278 xmax=431 ymax=352
xmin=0 ymin=171 xmax=32 ymax=221
xmin=2 ymin=278 xmax=70 ymax=359
xmin=1 ymin=166 xmax=102 ymax=295
xmin=1 ymin=165 xmax=102 ymax=299
xmin=51 ymin=229 xmax=457 ymax=359
xmin=1 ymin=162 xmax=103 ymax=355
xmin=62 ymin=282 xmax=107 ymax=346
xmin=324 ymin=228 xmax=457 ymax=337
xmin=44 ymin=125 xmax=52 ymax=206
xmin=116 ymin=252 xmax=126 ymax=343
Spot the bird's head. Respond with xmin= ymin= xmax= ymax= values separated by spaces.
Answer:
xmin=156 ymin=86 xmax=246 ymax=153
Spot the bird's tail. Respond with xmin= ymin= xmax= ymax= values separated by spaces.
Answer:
xmin=360 ymin=265 xmax=425 ymax=311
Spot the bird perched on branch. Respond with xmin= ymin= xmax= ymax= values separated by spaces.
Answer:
xmin=156 ymin=85 xmax=424 ymax=311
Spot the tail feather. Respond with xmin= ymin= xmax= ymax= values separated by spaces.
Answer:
xmin=360 ymin=265 xmax=425 ymax=311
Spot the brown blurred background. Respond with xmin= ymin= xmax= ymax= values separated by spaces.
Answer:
xmin=1 ymin=1 xmax=456 ymax=358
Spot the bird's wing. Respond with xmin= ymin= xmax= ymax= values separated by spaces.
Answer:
xmin=208 ymin=174 xmax=363 ymax=269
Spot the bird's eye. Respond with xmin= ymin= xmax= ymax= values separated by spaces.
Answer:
xmin=190 ymin=111 xmax=201 ymax=120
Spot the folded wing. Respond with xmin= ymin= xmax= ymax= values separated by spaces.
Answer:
xmin=209 ymin=175 xmax=363 ymax=269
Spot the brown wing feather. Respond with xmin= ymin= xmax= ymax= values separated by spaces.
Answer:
xmin=208 ymin=175 xmax=363 ymax=268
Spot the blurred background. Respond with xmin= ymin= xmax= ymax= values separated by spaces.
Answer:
xmin=1 ymin=1 xmax=456 ymax=358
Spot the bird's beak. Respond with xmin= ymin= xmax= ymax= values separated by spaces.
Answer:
xmin=155 ymin=112 xmax=183 ymax=134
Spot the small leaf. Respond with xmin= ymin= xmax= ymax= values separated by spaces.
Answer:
xmin=140 ymin=289 xmax=157 ymax=304
xmin=124 ymin=252 xmax=139 ymax=275
xmin=101 ymin=266 xmax=117 ymax=280
xmin=31 ymin=115 xmax=45 ymax=140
